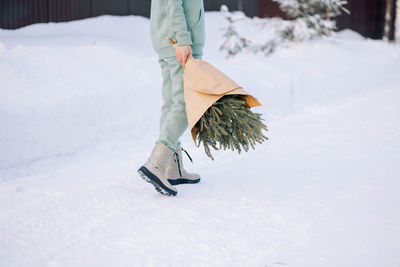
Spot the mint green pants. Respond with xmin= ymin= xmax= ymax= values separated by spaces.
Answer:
xmin=156 ymin=54 xmax=202 ymax=150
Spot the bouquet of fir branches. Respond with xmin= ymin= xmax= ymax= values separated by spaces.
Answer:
xmin=195 ymin=94 xmax=268 ymax=160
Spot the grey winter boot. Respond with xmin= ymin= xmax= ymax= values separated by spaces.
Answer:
xmin=167 ymin=145 xmax=201 ymax=185
xmin=138 ymin=143 xmax=178 ymax=196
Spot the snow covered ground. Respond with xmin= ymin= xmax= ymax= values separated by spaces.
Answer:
xmin=1 ymin=12 xmax=400 ymax=267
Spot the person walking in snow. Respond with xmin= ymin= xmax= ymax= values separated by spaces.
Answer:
xmin=138 ymin=0 xmax=205 ymax=196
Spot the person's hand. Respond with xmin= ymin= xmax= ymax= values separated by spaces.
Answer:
xmin=175 ymin=45 xmax=192 ymax=69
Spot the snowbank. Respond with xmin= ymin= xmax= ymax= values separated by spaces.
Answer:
xmin=1 ymin=13 xmax=400 ymax=267
xmin=1 ymin=13 xmax=398 ymax=169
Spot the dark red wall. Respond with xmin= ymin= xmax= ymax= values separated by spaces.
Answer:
xmin=259 ymin=0 xmax=287 ymax=19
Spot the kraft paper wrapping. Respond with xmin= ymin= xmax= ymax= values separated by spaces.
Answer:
xmin=183 ymin=57 xmax=261 ymax=142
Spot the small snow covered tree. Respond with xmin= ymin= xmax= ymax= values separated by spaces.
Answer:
xmin=272 ymin=0 xmax=349 ymax=39
xmin=274 ymin=0 xmax=348 ymax=19
xmin=219 ymin=1 xmax=349 ymax=57
xmin=220 ymin=5 xmax=251 ymax=57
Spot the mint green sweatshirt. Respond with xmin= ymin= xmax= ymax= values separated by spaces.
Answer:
xmin=150 ymin=0 xmax=205 ymax=59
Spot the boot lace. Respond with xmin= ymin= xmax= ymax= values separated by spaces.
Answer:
xmin=181 ymin=147 xmax=193 ymax=163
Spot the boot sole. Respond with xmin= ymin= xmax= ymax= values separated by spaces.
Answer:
xmin=168 ymin=178 xmax=201 ymax=186
xmin=138 ymin=166 xmax=177 ymax=196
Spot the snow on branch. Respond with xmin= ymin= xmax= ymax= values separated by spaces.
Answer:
xmin=219 ymin=1 xmax=350 ymax=57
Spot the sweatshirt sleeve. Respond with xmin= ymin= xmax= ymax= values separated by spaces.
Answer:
xmin=165 ymin=0 xmax=193 ymax=46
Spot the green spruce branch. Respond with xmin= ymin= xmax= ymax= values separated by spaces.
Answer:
xmin=195 ymin=95 xmax=268 ymax=160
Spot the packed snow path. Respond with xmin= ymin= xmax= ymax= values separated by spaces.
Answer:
xmin=1 ymin=13 xmax=400 ymax=267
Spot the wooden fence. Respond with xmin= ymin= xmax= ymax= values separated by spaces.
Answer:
xmin=0 ymin=0 xmax=254 ymax=30
xmin=0 ymin=0 xmax=151 ymax=29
